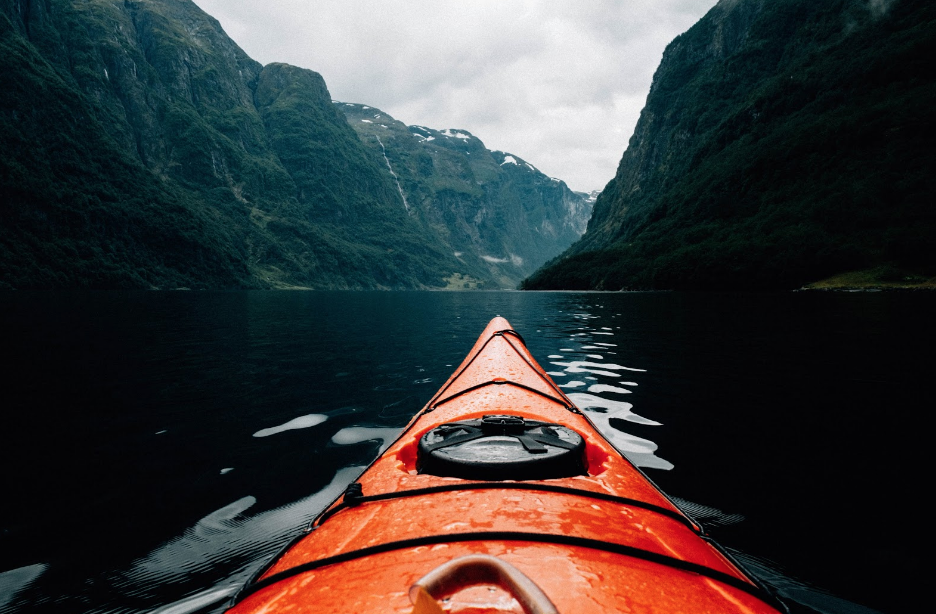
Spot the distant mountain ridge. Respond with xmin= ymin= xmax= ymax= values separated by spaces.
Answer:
xmin=0 ymin=0 xmax=589 ymax=289
xmin=338 ymin=102 xmax=594 ymax=286
xmin=523 ymin=0 xmax=936 ymax=290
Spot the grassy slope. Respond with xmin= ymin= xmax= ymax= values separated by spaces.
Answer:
xmin=802 ymin=267 xmax=936 ymax=290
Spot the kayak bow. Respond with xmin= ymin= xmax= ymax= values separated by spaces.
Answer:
xmin=227 ymin=317 xmax=785 ymax=614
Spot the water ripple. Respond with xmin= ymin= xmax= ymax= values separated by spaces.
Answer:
xmin=567 ymin=393 xmax=673 ymax=471
xmin=549 ymin=309 xmax=670 ymax=470
xmin=0 ymin=564 xmax=47 ymax=612
xmin=112 ymin=467 xmax=362 ymax=604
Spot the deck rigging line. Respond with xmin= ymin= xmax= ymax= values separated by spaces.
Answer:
xmin=312 ymin=481 xmax=700 ymax=533
xmin=233 ymin=530 xmax=786 ymax=612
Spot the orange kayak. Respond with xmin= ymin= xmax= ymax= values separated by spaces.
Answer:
xmin=226 ymin=317 xmax=786 ymax=613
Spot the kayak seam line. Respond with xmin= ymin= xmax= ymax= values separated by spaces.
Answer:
xmin=312 ymin=482 xmax=699 ymax=533
xmin=249 ymin=329 xmax=570 ymax=588
xmin=235 ymin=531 xmax=784 ymax=612
xmin=424 ymin=330 xmax=503 ymax=409
xmin=425 ymin=329 xmax=573 ymax=413
xmin=498 ymin=333 xmax=577 ymax=407
xmin=430 ymin=378 xmax=574 ymax=412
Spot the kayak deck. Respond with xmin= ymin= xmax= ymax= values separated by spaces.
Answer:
xmin=227 ymin=317 xmax=784 ymax=613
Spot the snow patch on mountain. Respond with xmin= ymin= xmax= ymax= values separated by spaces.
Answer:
xmin=440 ymin=129 xmax=470 ymax=140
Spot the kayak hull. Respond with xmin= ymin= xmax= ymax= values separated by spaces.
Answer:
xmin=227 ymin=317 xmax=783 ymax=614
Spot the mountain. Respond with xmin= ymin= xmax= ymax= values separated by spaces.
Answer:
xmin=0 ymin=0 xmax=589 ymax=290
xmin=523 ymin=0 xmax=936 ymax=291
xmin=338 ymin=102 xmax=594 ymax=287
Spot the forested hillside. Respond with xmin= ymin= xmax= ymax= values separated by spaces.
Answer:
xmin=0 ymin=0 xmax=588 ymax=289
xmin=523 ymin=0 xmax=935 ymax=291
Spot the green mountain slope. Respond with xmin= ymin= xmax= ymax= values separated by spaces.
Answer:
xmin=1 ymin=0 xmax=254 ymax=288
xmin=2 ymin=0 xmax=584 ymax=289
xmin=339 ymin=102 xmax=595 ymax=287
xmin=523 ymin=0 xmax=936 ymax=291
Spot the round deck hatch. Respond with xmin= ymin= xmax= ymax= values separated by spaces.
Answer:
xmin=417 ymin=415 xmax=586 ymax=480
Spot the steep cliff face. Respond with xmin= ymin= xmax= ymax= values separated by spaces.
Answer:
xmin=580 ymin=0 xmax=769 ymax=252
xmin=339 ymin=102 xmax=594 ymax=286
xmin=525 ymin=0 xmax=936 ymax=290
xmin=1 ymin=0 xmax=255 ymax=288
xmin=0 ymin=0 xmax=473 ymax=288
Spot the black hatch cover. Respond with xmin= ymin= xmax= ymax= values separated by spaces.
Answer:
xmin=417 ymin=414 xmax=586 ymax=481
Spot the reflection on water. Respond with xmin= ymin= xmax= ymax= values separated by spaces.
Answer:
xmin=730 ymin=552 xmax=885 ymax=614
xmin=0 ymin=565 xmax=46 ymax=612
xmin=330 ymin=426 xmax=401 ymax=451
xmin=541 ymin=313 xmax=673 ymax=471
xmin=134 ymin=466 xmax=362 ymax=614
xmin=573 ymin=394 xmax=674 ymax=471
xmin=568 ymin=393 xmax=659 ymax=427
xmin=669 ymin=497 xmax=745 ymax=528
xmin=586 ymin=384 xmax=635 ymax=395
xmin=252 ymin=414 xmax=328 ymax=438
xmin=1 ymin=290 xmax=927 ymax=614
xmin=551 ymin=360 xmax=645 ymax=376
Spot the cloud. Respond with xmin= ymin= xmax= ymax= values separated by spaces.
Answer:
xmin=192 ymin=0 xmax=718 ymax=192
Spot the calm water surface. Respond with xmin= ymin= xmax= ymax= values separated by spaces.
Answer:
xmin=0 ymin=290 xmax=930 ymax=614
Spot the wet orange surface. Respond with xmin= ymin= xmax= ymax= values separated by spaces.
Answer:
xmin=227 ymin=317 xmax=781 ymax=614
xmin=239 ymin=544 xmax=772 ymax=614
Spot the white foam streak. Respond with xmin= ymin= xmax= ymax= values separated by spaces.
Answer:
xmin=331 ymin=427 xmax=400 ymax=452
xmin=551 ymin=360 xmax=646 ymax=373
xmin=568 ymin=393 xmax=672 ymax=471
xmin=253 ymin=414 xmax=327 ymax=438
xmin=568 ymin=392 xmax=673 ymax=471
xmin=587 ymin=384 xmax=634 ymax=395
xmin=567 ymin=393 xmax=659 ymax=426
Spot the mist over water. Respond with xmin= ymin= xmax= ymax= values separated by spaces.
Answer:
xmin=1 ymin=290 xmax=930 ymax=614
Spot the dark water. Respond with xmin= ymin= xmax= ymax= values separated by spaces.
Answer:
xmin=0 ymin=290 xmax=930 ymax=614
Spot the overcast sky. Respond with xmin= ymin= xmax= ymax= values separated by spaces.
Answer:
xmin=191 ymin=1 xmax=718 ymax=193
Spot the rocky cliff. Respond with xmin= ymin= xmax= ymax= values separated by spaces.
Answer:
xmin=523 ymin=0 xmax=935 ymax=290
xmin=0 ymin=0 xmax=588 ymax=289
xmin=338 ymin=102 xmax=594 ymax=287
